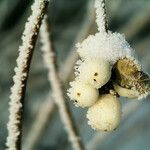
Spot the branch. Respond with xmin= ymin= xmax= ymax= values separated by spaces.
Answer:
xmin=40 ymin=16 xmax=84 ymax=150
xmin=6 ymin=0 xmax=49 ymax=150
xmin=95 ymin=0 xmax=107 ymax=33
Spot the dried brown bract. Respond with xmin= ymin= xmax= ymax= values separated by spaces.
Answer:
xmin=113 ymin=57 xmax=150 ymax=99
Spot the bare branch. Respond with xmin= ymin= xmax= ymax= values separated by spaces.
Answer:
xmin=6 ymin=0 xmax=49 ymax=149
xmin=95 ymin=0 xmax=107 ymax=32
xmin=40 ymin=16 xmax=84 ymax=150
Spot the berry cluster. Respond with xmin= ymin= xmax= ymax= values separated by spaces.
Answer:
xmin=67 ymin=0 xmax=150 ymax=131
xmin=67 ymin=57 xmax=123 ymax=131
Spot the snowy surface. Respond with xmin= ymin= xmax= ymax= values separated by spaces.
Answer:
xmin=77 ymin=32 xmax=135 ymax=65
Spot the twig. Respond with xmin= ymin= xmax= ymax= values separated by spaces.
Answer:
xmin=103 ymin=0 xmax=108 ymax=31
xmin=40 ymin=16 xmax=84 ymax=150
xmin=6 ymin=0 xmax=49 ymax=150
xmin=95 ymin=0 xmax=107 ymax=33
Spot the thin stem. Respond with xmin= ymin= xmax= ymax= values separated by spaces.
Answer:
xmin=95 ymin=0 xmax=108 ymax=33
xmin=6 ymin=0 xmax=49 ymax=150
xmin=103 ymin=0 xmax=108 ymax=32
xmin=40 ymin=16 xmax=84 ymax=150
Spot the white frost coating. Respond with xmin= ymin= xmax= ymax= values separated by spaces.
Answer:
xmin=40 ymin=17 xmax=83 ymax=150
xmin=67 ymin=80 xmax=99 ymax=108
xmin=6 ymin=0 xmax=49 ymax=150
xmin=95 ymin=0 xmax=106 ymax=33
xmin=76 ymin=32 xmax=135 ymax=65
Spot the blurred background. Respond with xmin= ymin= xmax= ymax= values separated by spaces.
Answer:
xmin=0 ymin=0 xmax=150 ymax=150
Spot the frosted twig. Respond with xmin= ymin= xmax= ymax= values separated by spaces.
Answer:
xmin=24 ymin=1 xmax=95 ymax=149
xmin=95 ymin=0 xmax=107 ymax=33
xmin=6 ymin=0 xmax=49 ymax=150
xmin=40 ymin=16 xmax=84 ymax=150
xmin=87 ymin=101 xmax=141 ymax=150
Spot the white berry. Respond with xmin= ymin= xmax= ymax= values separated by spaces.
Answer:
xmin=67 ymin=80 xmax=99 ymax=108
xmin=78 ymin=58 xmax=111 ymax=89
xmin=113 ymin=83 xmax=138 ymax=99
xmin=87 ymin=94 xmax=121 ymax=131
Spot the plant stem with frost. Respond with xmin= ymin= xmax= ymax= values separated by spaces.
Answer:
xmin=40 ymin=16 xmax=84 ymax=150
xmin=6 ymin=0 xmax=49 ymax=150
xmin=95 ymin=0 xmax=107 ymax=33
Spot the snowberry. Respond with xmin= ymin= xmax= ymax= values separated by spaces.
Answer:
xmin=113 ymin=83 xmax=138 ymax=99
xmin=78 ymin=59 xmax=111 ymax=89
xmin=86 ymin=94 xmax=121 ymax=131
xmin=67 ymin=80 xmax=99 ymax=108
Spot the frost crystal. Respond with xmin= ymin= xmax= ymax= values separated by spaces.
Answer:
xmin=95 ymin=0 xmax=106 ymax=33
xmin=77 ymin=32 xmax=135 ymax=65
